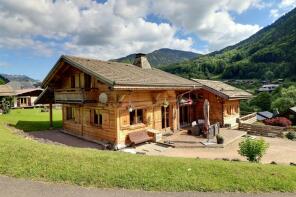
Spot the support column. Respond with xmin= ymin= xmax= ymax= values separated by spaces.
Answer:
xmin=49 ymin=103 xmax=53 ymax=129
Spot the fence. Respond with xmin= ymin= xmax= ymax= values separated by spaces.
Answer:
xmin=238 ymin=112 xmax=257 ymax=124
xmin=239 ymin=123 xmax=287 ymax=137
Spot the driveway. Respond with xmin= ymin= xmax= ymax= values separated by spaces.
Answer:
xmin=0 ymin=176 xmax=294 ymax=197
xmin=28 ymin=130 xmax=104 ymax=149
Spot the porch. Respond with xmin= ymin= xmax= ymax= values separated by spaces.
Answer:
xmin=161 ymin=128 xmax=246 ymax=148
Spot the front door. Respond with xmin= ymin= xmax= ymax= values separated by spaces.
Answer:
xmin=180 ymin=105 xmax=190 ymax=127
xmin=161 ymin=106 xmax=170 ymax=129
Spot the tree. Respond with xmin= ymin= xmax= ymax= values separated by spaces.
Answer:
xmin=250 ymin=92 xmax=272 ymax=111
xmin=238 ymin=138 xmax=269 ymax=162
xmin=271 ymin=97 xmax=294 ymax=113
xmin=271 ymin=86 xmax=296 ymax=113
xmin=264 ymin=71 xmax=274 ymax=80
xmin=0 ymin=98 xmax=11 ymax=114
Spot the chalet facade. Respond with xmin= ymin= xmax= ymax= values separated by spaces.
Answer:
xmin=36 ymin=54 xmax=251 ymax=149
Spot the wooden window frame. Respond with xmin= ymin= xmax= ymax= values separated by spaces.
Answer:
xmin=84 ymin=74 xmax=92 ymax=90
xmin=66 ymin=107 xmax=75 ymax=121
xmin=91 ymin=109 xmax=103 ymax=128
xmin=70 ymin=75 xmax=75 ymax=88
xmin=129 ymin=109 xmax=144 ymax=125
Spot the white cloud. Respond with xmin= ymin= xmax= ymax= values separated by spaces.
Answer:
xmin=0 ymin=0 xmax=265 ymax=59
xmin=150 ymin=0 xmax=260 ymax=50
xmin=280 ymin=0 xmax=296 ymax=8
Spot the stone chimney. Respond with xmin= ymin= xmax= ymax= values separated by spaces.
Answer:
xmin=133 ymin=53 xmax=151 ymax=69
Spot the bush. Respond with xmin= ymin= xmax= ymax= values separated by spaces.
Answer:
xmin=263 ymin=117 xmax=292 ymax=127
xmin=286 ymin=131 xmax=296 ymax=141
xmin=238 ymin=138 xmax=269 ymax=162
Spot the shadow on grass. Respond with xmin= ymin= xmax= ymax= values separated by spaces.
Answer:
xmin=14 ymin=120 xmax=63 ymax=132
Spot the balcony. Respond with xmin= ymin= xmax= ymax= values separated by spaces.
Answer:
xmin=54 ymin=88 xmax=98 ymax=103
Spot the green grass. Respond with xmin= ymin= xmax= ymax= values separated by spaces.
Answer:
xmin=0 ymin=108 xmax=62 ymax=131
xmin=0 ymin=109 xmax=296 ymax=192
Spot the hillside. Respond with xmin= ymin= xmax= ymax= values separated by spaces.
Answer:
xmin=0 ymin=75 xmax=8 ymax=85
xmin=113 ymin=48 xmax=199 ymax=67
xmin=163 ymin=7 xmax=296 ymax=80
xmin=0 ymin=74 xmax=40 ymax=89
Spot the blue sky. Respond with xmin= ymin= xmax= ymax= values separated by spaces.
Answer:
xmin=0 ymin=0 xmax=295 ymax=80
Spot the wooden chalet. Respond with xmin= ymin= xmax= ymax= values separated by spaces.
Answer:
xmin=12 ymin=88 xmax=43 ymax=108
xmin=35 ymin=54 xmax=251 ymax=149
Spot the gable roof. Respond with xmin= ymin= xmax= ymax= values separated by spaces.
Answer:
xmin=0 ymin=84 xmax=15 ymax=96
xmin=42 ymin=55 xmax=200 ymax=90
xmin=15 ymin=88 xmax=43 ymax=96
xmin=192 ymin=79 xmax=252 ymax=100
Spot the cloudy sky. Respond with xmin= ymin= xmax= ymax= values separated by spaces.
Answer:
xmin=0 ymin=0 xmax=296 ymax=80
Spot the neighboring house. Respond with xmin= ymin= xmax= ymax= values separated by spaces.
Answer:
xmin=257 ymin=111 xmax=274 ymax=121
xmin=280 ymin=106 xmax=296 ymax=124
xmin=257 ymin=84 xmax=279 ymax=92
xmin=12 ymin=88 xmax=43 ymax=108
xmin=0 ymin=84 xmax=43 ymax=109
xmin=35 ymin=54 xmax=252 ymax=149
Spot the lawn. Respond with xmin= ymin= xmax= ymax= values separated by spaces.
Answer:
xmin=0 ymin=109 xmax=295 ymax=192
xmin=0 ymin=108 xmax=62 ymax=131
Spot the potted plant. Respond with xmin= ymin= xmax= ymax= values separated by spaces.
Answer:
xmin=216 ymin=134 xmax=224 ymax=144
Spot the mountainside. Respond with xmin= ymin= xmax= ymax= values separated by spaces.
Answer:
xmin=0 ymin=75 xmax=9 ymax=85
xmin=0 ymin=74 xmax=40 ymax=89
xmin=113 ymin=48 xmax=199 ymax=67
xmin=163 ymin=7 xmax=296 ymax=80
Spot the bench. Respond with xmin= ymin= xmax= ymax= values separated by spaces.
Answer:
xmin=128 ymin=130 xmax=153 ymax=146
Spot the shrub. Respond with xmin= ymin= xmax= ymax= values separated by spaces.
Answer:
xmin=263 ymin=117 xmax=292 ymax=127
xmin=286 ymin=131 xmax=296 ymax=141
xmin=238 ymin=138 xmax=269 ymax=162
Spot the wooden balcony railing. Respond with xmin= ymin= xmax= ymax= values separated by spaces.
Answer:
xmin=54 ymin=88 xmax=98 ymax=103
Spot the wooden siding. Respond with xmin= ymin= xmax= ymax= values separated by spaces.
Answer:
xmin=61 ymin=89 xmax=178 ymax=147
xmin=194 ymin=89 xmax=223 ymax=125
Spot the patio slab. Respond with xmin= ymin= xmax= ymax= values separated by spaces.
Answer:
xmin=161 ymin=128 xmax=246 ymax=148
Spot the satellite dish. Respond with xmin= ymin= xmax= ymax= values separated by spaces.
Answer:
xmin=99 ymin=93 xmax=108 ymax=104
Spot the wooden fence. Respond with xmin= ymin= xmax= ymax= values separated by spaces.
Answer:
xmin=239 ymin=123 xmax=287 ymax=137
xmin=238 ymin=112 xmax=257 ymax=124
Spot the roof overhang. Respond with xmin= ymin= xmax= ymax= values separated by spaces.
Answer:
xmin=42 ymin=55 xmax=115 ymax=88
xmin=34 ymin=87 xmax=54 ymax=105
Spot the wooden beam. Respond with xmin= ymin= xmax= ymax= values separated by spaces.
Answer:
xmin=49 ymin=103 xmax=53 ymax=129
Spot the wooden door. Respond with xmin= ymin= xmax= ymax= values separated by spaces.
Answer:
xmin=161 ymin=106 xmax=169 ymax=129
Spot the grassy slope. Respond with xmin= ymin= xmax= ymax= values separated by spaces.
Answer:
xmin=0 ymin=109 xmax=295 ymax=192
xmin=0 ymin=108 xmax=62 ymax=131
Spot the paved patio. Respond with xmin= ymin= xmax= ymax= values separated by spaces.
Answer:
xmin=131 ymin=136 xmax=296 ymax=164
xmin=28 ymin=130 xmax=104 ymax=150
xmin=161 ymin=128 xmax=246 ymax=148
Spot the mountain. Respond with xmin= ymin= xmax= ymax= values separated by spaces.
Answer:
xmin=163 ymin=7 xmax=296 ymax=80
xmin=113 ymin=48 xmax=199 ymax=67
xmin=0 ymin=74 xmax=40 ymax=89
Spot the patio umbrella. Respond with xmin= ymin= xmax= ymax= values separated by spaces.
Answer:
xmin=203 ymin=99 xmax=210 ymax=139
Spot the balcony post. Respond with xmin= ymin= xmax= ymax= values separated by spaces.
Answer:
xmin=49 ymin=103 xmax=53 ymax=129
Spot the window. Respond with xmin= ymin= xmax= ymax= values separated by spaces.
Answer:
xmin=84 ymin=74 xmax=92 ymax=90
xmin=70 ymin=75 xmax=75 ymax=88
xmin=130 ymin=109 xmax=144 ymax=125
xmin=92 ymin=110 xmax=103 ymax=127
xmin=66 ymin=107 xmax=75 ymax=120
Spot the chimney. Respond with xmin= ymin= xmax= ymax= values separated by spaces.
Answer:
xmin=133 ymin=53 xmax=151 ymax=69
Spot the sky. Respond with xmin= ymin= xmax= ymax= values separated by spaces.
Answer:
xmin=0 ymin=0 xmax=296 ymax=80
